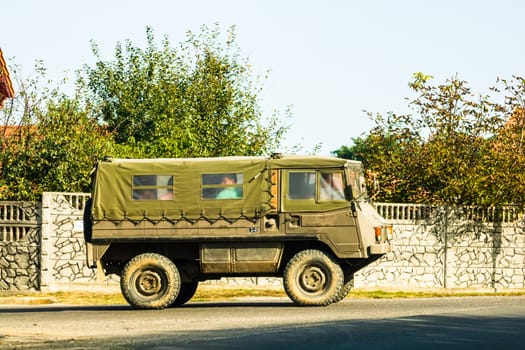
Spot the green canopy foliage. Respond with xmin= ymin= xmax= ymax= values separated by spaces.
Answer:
xmin=0 ymin=25 xmax=289 ymax=200
xmin=334 ymin=73 xmax=525 ymax=206
xmin=78 ymin=25 xmax=287 ymax=158
xmin=0 ymin=62 xmax=116 ymax=200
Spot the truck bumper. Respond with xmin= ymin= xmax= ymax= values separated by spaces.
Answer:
xmin=368 ymin=242 xmax=392 ymax=255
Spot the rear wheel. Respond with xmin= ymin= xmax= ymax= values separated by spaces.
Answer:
xmin=283 ymin=249 xmax=343 ymax=306
xmin=121 ymin=253 xmax=180 ymax=309
xmin=170 ymin=281 xmax=199 ymax=307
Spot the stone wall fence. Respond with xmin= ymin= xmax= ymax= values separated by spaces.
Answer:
xmin=0 ymin=193 xmax=524 ymax=292
xmin=0 ymin=201 xmax=40 ymax=290
xmin=356 ymin=203 xmax=525 ymax=291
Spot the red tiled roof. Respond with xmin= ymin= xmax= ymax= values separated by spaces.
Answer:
xmin=0 ymin=48 xmax=15 ymax=109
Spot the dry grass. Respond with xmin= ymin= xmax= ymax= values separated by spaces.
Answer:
xmin=1 ymin=288 xmax=524 ymax=305
xmin=192 ymin=287 xmax=287 ymax=301
xmin=347 ymin=290 xmax=525 ymax=299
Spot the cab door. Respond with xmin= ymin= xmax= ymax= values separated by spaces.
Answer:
xmin=282 ymin=170 xmax=361 ymax=253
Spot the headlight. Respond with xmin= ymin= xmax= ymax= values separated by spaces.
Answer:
xmin=386 ymin=225 xmax=393 ymax=241
xmin=375 ymin=225 xmax=393 ymax=242
xmin=374 ymin=227 xmax=382 ymax=242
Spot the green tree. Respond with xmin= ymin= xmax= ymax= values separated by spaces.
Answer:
xmin=0 ymin=62 xmax=115 ymax=200
xmin=1 ymin=25 xmax=290 ymax=201
xmin=480 ymin=76 xmax=525 ymax=205
xmin=78 ymin=25 xmax=287 ymax=158
xmin=335 ymin=73 xmax=510 ymax=205
xmin=334 ymin=117 xmax=423 ymax=202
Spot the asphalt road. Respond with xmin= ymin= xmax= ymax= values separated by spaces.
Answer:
xmin=1 ymin=296 xmax=524 ymax=349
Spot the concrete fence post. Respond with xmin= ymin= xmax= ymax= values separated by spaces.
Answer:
xmin=39 ymin=192 xmax=53 ymax=291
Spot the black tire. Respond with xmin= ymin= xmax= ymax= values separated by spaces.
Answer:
xmin=121 ymin=253 xmax=181 ymax=309
xmin=170 ymin=281 xmax=199 ymax=307
xmin=283 ymin=249 xmax=343 ymax=306
xmin=333 ymin=274 xmax=354 ymax=303
xmin=83 ymin=198 xmax=93 ymax=243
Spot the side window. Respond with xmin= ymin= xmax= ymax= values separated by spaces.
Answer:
xmin=202 ymin=173 xmax=244 ymax=200
xmin=319 ymin=172 xmax=345 ymax=201
xmin=132 ymin=175 xmax=173 ymax=201
xmin=288 ymin=172 xmax=315 ymax=199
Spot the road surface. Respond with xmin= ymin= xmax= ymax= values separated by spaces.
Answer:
xmin=1 ymin=296 xmax=524 ymax=349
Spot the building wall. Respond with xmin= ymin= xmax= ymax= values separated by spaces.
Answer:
xmin=0 ymin=194 xmax=524 ymax=292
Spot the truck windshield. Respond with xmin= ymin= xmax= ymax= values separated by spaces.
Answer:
xmin=346 ymin=168 xmax=367 ymax=200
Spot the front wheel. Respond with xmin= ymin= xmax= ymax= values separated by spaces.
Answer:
xmin=333 ymin=273 xmax=354 ymax=303
xmin=121 ymin=253 xmax=181 ymax=309
xmin=283 ymin=249 xmax=343 ymax=306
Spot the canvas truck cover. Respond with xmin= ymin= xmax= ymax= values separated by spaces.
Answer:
xmin=91 ymin=155 xmax=352 ymax=223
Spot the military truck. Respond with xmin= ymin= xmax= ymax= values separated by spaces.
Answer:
xmin=84 ymin=154 xmax=392 ymax=309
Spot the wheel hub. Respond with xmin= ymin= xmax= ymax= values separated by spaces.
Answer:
xmin=300 ymin=266 xmax=327 ymax=293
xmin=137 ymin=270 xmax=163 ymax=296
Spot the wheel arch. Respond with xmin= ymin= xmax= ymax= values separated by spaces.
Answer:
xmin=99 ymin=242 xmax=200 ymax=276
xmin=280 ymin=240 xmax=339 ymax=274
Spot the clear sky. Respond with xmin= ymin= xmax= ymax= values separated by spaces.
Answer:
xmin=1 ymin=0 xmax=523 ymax=154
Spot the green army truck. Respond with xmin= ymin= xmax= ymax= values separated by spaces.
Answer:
xmin=84 ymin=154 xmax=392 ymax=309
